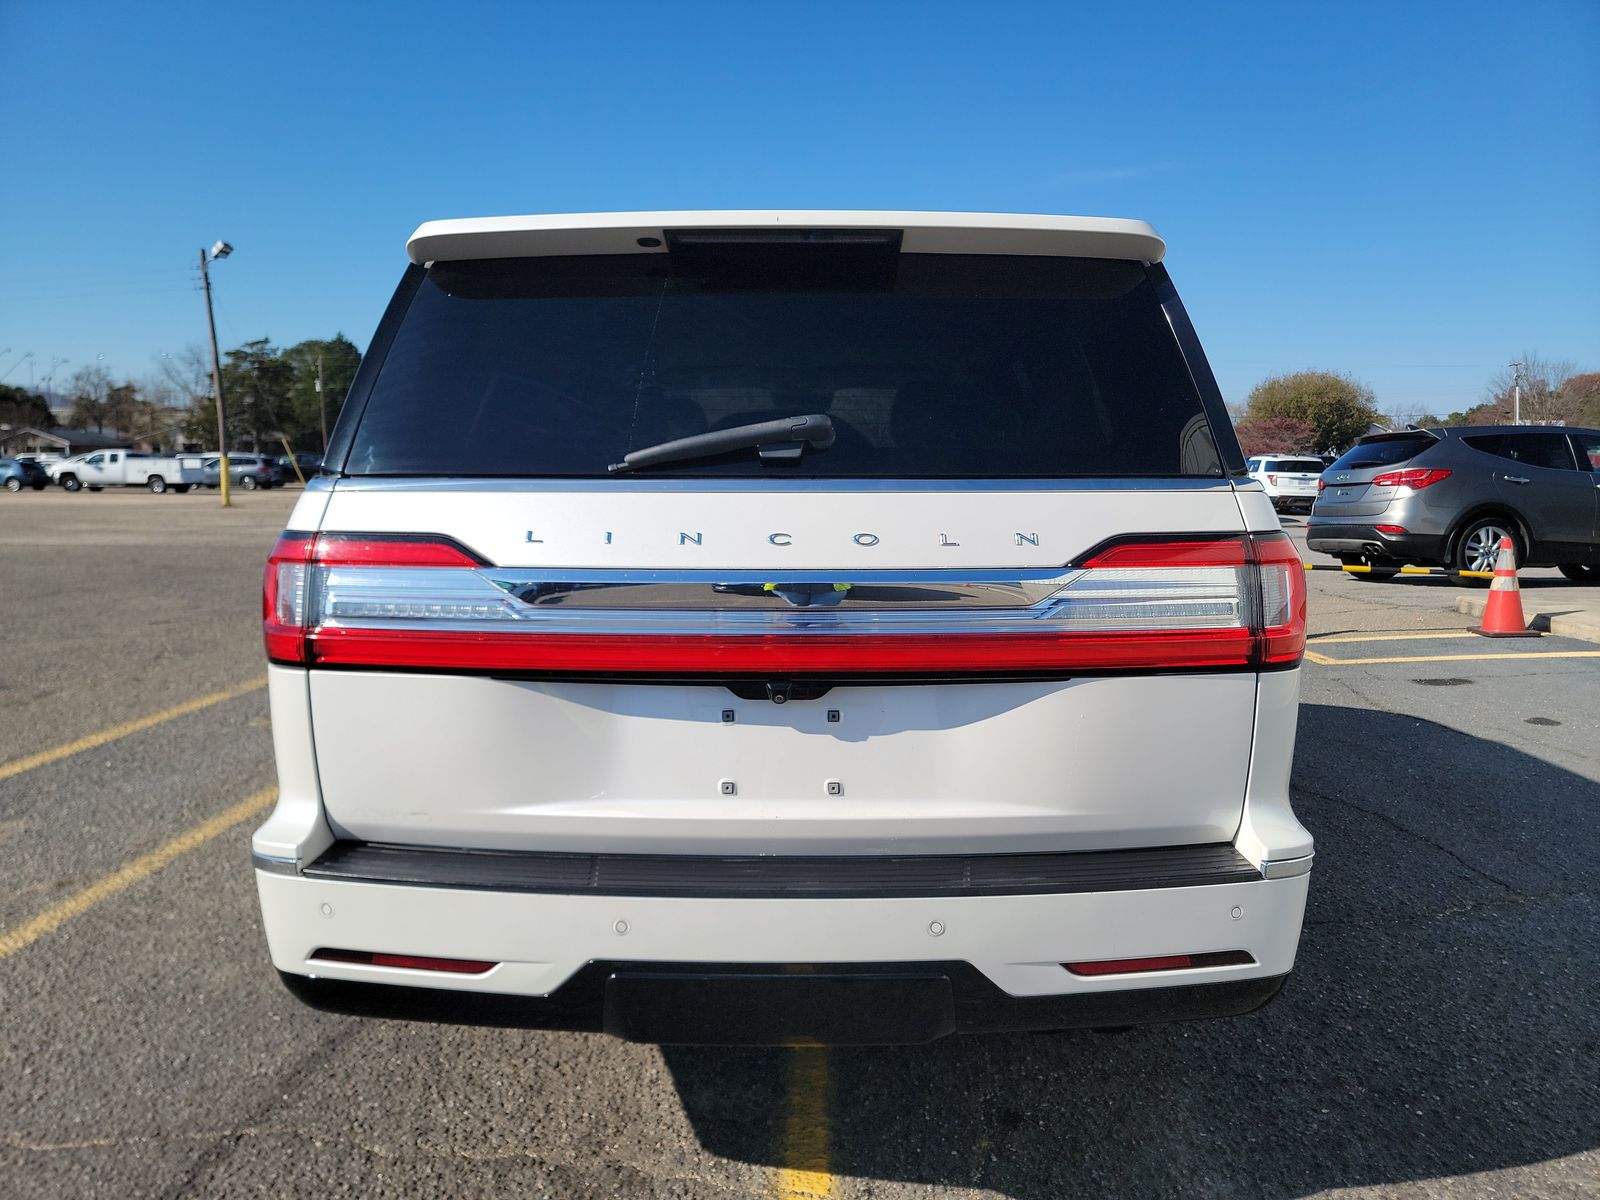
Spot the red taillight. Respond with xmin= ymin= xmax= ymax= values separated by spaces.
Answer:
xmin=1081 ymin=537 xmax=1248 ymax=568
xmin=308 ymin=626 xmax=1260 ymax=673
xmin=1371 ymin=468 xmax=1451 ymax=489
xmin=1266 ymin=473 xmax=1277 ymax=485
xmin=312 ymin=533 xmax=483 ymax=568
xmin=310 ymin=948 xmax=496 ymax=975
xmin=1251 ymin=531 xmax=1307 ymax=665
xmin=263 ymin=531 xmax=1307 ymax=673
xmin=1064 ymin=950 xmax=1254 ymax=976
xmin=1317 ymin=477 xmax=1326 ymax=492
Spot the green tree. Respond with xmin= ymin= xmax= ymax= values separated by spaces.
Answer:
xmin=1244 ymin=371 xmax=1381 ymax=453
xmin=183 ymin=339 xmax=292 ymax=450
xmin=282 ymin=334 xmax=362 ymax=451
xmin=0 ymin=384 xmax=55 ymax=429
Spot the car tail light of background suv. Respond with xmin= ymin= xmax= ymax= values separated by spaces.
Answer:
xmin=1370 ymin=468 xmax=1452 ymax=490
xmin=264 ymin=531 xmax=1305 ymax=675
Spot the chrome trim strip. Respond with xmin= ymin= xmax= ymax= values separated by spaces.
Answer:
xmin=1259 ymin=853 xmax=1313 ymax=880
xmin=252 ymin=851 xmax=301 ymax=876
xmin=314 ymin=563 xmax=1249 ymax=632
xmin=327 ymin=476 xmax=1238 ymax=494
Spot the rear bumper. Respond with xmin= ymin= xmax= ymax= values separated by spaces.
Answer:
xmin=278 ymin=959 xmax=1289 ymax=1044
xmin=1305 ymin=521 xmax=1446 ymax=562
xmin=255 ymin=864 xmax=1309 ymax=1043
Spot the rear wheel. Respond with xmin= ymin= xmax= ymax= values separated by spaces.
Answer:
xmin=1559 ymin=563 xmax=1600 ymax=583
xmin=1452 ymin=518 xmax=1518 ymax=585
xmin=147 ymin=476 xmax=167 ymax=494
xmin=240 ymin=475 xmax=259 ymax=491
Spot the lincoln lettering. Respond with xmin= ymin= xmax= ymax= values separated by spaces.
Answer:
xmin=520 ymin=531 xmax=1045 ymax=548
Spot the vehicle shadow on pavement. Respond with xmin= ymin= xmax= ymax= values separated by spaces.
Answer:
xmin=663 ymin=702 xmax=1599 ymax=1198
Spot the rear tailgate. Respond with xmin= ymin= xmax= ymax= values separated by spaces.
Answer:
xmin=302 ymin=484 xmax=1262 ymax=855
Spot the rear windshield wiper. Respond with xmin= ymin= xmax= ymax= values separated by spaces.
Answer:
xmin=608 ymin=413 xmax=835 ymax=474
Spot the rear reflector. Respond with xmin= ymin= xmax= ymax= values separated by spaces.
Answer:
xmin=264 ymin=531 xmax=1305 ymax=674
xmin=1064 ymin=950 xmax=1254 ymax=976
xmin=1374 ymin=525 xmax=1407 ymax=535
xmin=310 ymin=948 xmax=496 ymax=975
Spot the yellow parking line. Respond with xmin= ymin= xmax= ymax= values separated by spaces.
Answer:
xmin=775 ymin=1048 xmax=833 ymax=1199
xmin=1307 ymin=650 xmax=1600 ymax=666
xmin=1308 ymin=631 xmax=1478 ymax=644
xmin=0 ymin=677 xmax=267 ymax=783
xmin=0 ymin=786 xmax=277 ymax=962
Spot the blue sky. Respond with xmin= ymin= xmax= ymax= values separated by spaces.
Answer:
xmin=3 ymin=0 xmax=1596 ymax=418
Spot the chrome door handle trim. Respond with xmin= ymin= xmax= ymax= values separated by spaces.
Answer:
xmin=1503 ymin=475 xmax=1531 ymax=484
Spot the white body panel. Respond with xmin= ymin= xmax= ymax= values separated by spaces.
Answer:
xmin=408 ymin=210 xmax=1165 ymax=266
xmin=317 ymin=480 xmax=1245 ymax=570
xmin=257 ymin=869 xmax=1307 ymax=999
xmin=310 ymin=671 xmax=1256 ymax=855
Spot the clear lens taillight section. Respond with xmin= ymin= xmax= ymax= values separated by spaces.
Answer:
xmin=263 ymin=531 xmax=1305 ymax=672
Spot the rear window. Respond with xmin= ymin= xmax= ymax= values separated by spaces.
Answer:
xmin=1327 ymin=434 xmax=1435 ymax=471
xmin=345 ymin=251 xmax=1223 ymax=478
xmin=1264 ymin=458 xmax=1324 ymax=473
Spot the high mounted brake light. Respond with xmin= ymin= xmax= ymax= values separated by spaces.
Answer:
xmin=264 ymin=531 xmax=1306 ymax=673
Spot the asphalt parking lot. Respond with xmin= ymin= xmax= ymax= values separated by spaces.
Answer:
xmin=1 ymin=493 xmax=1596 ymax=1199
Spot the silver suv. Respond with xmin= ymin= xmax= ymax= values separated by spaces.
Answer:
xmin=251 ymin=211 xmax=1311 ymax=1044
xmin=1308 ymin=426 xmax=1600 ymax=582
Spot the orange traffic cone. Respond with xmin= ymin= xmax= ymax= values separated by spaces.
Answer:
xmin=1474 ymin=536 xmax=1541 ymax=638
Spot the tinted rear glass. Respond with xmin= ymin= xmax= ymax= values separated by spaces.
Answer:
xmin=1461 ymin=433 xmax=1577 ymax=471
xmin=346 ymin=252 xmax=1222 ymax=478
xmin=1265 ymin=458 xmax=1325 ymax=472
xmin=1327 ymin=435 xmax=1435 ymax=471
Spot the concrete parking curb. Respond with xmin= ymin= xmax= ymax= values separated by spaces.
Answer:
xmin=1455 ymin=597 xmax=1600 ymax=645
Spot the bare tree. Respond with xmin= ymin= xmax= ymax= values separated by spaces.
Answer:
xmin=156 ymin=345 xmax=215 ymax=410
xmin=1483 ymin=353 xmax=1580 ymax=424
xmin=65 ymin=364 xmax=113 ymax=431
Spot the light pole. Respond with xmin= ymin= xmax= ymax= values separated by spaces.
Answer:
xmin=1510 ymin=360 xmax=1524 ymax=426
xmin=200 ymin=241 xmax=234 ymax=507
xmin=0 ymin=352 xmax=32 ymax=383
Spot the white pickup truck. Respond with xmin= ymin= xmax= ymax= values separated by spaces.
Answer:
xmin=51 ymin=451 xmax=207 ymax=493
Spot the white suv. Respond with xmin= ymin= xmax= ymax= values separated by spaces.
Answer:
xmin=1246 ymin=455 xmax=1326 ymax=513
xmin=253 ymin=211 xmax=1311 ymax=1044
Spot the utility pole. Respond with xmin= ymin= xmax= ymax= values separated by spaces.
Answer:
xmin=200 ymin=247 xmax=231 ymax=507
xmin=1510 ymin=360 xmax=1524 ymax=425
xmin=316 ymin=354 xmax=328 ymax=452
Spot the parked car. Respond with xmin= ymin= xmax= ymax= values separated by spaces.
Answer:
xmin=1307 ymin=425 xmax=1600 ymax=583
xmin=199 ymin=454 xmax=285 ymax=490
xmin=0 ymin=457 xmax=51 ymax=491
xmin=275 ymin=452 xmax=323 ymax=480
xmin=1244 ymin=455 xmax=1325 ymax=512
xmin=252 ymin=210 xmax=1311 ymax=1045
xmin=50 ymin=450 xmax=206 ymax=493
